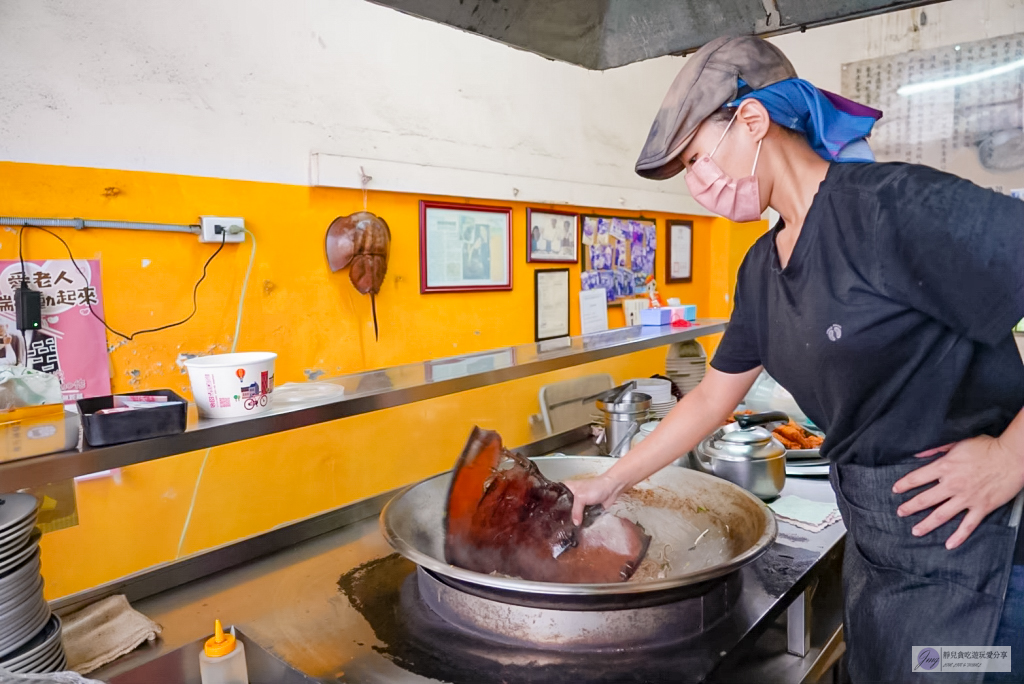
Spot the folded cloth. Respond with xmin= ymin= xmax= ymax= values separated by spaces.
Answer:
xmin=769 ymin=495 xmax=842 ymax=533
xmin=62 ymin=595 xmax=162 ymax=675
xmin=729 ymin=77 xmax=882 ymax=163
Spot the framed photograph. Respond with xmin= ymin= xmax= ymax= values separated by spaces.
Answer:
xmin=666 ymin=220 xmax=693 ymax=283
xmin=534 ymin=268 xmax=570 ymax=341
xmin=527 ymin=209 xmax=579 ymax=263
xmin=579 ymin=213 xmax=656 ymax=306
xmin=420 ymin=201 xmax=512 ymax=293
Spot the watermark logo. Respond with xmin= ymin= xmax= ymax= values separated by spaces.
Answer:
xmin=913 ymin=646 xmax=1011 ymax=674
xmin=915 ymin=647 xmax=940 ymax=671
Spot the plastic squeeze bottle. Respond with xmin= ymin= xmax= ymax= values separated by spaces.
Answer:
xmin=199 ymin=620 xmax=249 ymax=684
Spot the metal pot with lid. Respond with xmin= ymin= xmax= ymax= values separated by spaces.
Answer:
xmin=693 ymin=411 xmax=788 ymax=500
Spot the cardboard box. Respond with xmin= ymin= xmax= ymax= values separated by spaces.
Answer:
xmin=640 ymin=307 xmax=673 ymax=326
xmin=672 ymin=305 xmax=697 ymax=323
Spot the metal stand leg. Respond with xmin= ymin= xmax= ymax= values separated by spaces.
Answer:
xmin=787 ymin=587 xmax=812 ymax=657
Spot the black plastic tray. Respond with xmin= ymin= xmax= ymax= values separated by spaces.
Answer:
xmin=78 ymin=390 xmax=188 ymax=447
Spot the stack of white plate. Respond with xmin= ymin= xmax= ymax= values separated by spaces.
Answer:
xmin=647 ymin=395 xmax=679 ymax=417
xmin=630 ymin=378 xmax=673 ymax=403
xmin=665 ymin=341 xmax=707 ymax=395
xmin=0 ymin=493 xmax=65 ymax=673
xmin=630 ymin=378 xmax=677 ymax=419
xmin=785 ymin=456 xmax=831 ymax=478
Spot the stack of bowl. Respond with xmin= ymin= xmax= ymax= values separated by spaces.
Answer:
xmin=0 ymin=493 xmax=66 ymax=673
xmin=665 ymin=340 xmax=707 ymax=395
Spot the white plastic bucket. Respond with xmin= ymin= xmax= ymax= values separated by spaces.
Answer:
xmin=184 ymin=352 xmax=277 ymax=419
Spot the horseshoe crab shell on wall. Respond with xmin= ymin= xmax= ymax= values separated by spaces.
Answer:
xmin=325 ymin=212 xmax=391 ymax=340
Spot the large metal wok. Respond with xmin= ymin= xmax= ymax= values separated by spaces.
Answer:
xmin=381 ymin=456 xmax=776 ymax=606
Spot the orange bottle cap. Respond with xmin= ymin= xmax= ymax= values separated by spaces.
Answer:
xmin=204 ymin=619 xmax=236 ymax=657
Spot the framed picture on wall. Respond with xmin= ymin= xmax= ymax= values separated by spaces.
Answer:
xmin=535 ymin=268 xmax=570 ymax=341
xmin=527 ymin=209 xmax=579 ymax=263
xmin=579 ymin=214 xmax=656 ymax=305
xmin=666 ymin=220 xmax=693 ymax=283
xmin=419 ymin=201 xmax=513 ymax=293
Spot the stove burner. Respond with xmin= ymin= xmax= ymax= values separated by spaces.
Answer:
xmin=339 ymin=554 xmax=756 ymax=684
xmin=419 ymin=568 xmax=740 ymax=650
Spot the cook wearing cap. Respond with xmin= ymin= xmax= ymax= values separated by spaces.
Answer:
xmin=570 ymin=35 xmax=1024 ymax=684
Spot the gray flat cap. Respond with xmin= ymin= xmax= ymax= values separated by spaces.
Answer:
xmin=635 ymin=35 xmax=797 ymax=180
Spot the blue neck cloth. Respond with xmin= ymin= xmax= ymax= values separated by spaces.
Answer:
xmin=729 ymin=78 xmax=882 ymax=162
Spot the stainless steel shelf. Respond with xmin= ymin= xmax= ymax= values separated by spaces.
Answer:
xmin=2 ymin=320 xmax=725 ymax=490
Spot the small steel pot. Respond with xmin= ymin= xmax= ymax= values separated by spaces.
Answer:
xmin=693 ymin=411 xmax=787 ymax=500
xmin=595 ymin=390 xmax=652 ymax=417
xmin=596 ymin=390 xmax=651 ymax=458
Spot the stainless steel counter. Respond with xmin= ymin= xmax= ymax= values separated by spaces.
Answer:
xmin=87 ymin=461 xmax=845 ymax=684
xmin=2 ymin=321 xmax=725 ymax=490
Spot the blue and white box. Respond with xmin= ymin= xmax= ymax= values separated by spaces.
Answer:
xmin=640 ymin=307 xmax=673 ymax=326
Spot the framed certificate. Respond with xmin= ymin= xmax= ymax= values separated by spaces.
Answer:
xmin=420 ymin=201 xmax=512 ymax=293
xmin=666 ymin=220 xmax=693 ymax=283
xmin=534 ymin=268 xmax=570 ymax=342
xmin=527 ymin=209 xmax=579 ymax=263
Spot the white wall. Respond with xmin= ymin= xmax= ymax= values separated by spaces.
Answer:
xmin=1 ymin=0 xmax=1020 ymax=213
xmin=0 ymin=0 xmax=701 ymax=212
xmin=770 ymin=0 xmax=1024 ymax=90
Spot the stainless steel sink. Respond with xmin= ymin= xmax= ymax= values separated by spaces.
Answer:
xmin=108 ymin=629 xmax=321 ymax=684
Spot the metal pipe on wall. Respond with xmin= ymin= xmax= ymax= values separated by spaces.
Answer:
xmin=0 ymin=216 xmax=199 ymax=235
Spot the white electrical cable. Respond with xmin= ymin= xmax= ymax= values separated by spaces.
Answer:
xmin=175 ymin=446 xmax=211 ymax=559
xmin=230 ymin=228 xmax=257 ymax=354
xmin=176 ymin=228 xmax=257 ymax=558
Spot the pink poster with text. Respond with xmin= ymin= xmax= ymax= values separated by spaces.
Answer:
xmin=0 ymin=259 xmax=112 ymax=402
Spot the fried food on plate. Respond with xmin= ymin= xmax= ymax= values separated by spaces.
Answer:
xmin=774 ymin=420 xmax=824 ymax=450
xmin=726 ymin=413 xmax=823 ymax=450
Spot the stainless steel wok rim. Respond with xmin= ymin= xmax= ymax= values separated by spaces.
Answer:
xmin=379 ymin=456 xmax=779 ymax=597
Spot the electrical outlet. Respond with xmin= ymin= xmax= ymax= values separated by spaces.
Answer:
xmin=199 ymin=216 xmax=245 ymax=243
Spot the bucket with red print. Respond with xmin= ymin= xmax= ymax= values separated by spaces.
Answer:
xmin=184 ymin=352 xmax=277 ymax=419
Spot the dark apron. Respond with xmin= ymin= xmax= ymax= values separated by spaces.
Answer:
xmin=829 ymin=459 xmax=1023 ymax=684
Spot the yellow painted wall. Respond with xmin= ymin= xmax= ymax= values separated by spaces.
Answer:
xmin=0 ymin=162 xmax=764 ymax=599
xmin=713 ymin=217 xmax=769 ymax=316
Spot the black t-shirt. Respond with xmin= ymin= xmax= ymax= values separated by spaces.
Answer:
xmin=713 ymin=162 xmax=1024 ymax=560
xmin=714 ymin=161 xmax=1024 ymax=465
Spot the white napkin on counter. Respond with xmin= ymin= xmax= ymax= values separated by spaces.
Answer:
xmin=62 ymin=595 xmax=162 ymax=675
xmin=769 ymin=495 xmax=842 ymax=533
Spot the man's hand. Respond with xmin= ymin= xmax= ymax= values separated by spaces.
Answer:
xmin=892 ymin=435 xmax=1024 ymax=550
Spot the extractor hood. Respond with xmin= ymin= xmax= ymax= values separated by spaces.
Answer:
xmin=366 ymin=0 xmax=947 ymax=69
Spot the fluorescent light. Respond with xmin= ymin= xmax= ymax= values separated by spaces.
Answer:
xmin=897 ymin=56 xmax=1024 ymax=96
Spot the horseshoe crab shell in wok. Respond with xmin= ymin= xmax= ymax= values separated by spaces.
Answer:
xmin=381 ymin=455 xmax=778 ymax=602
